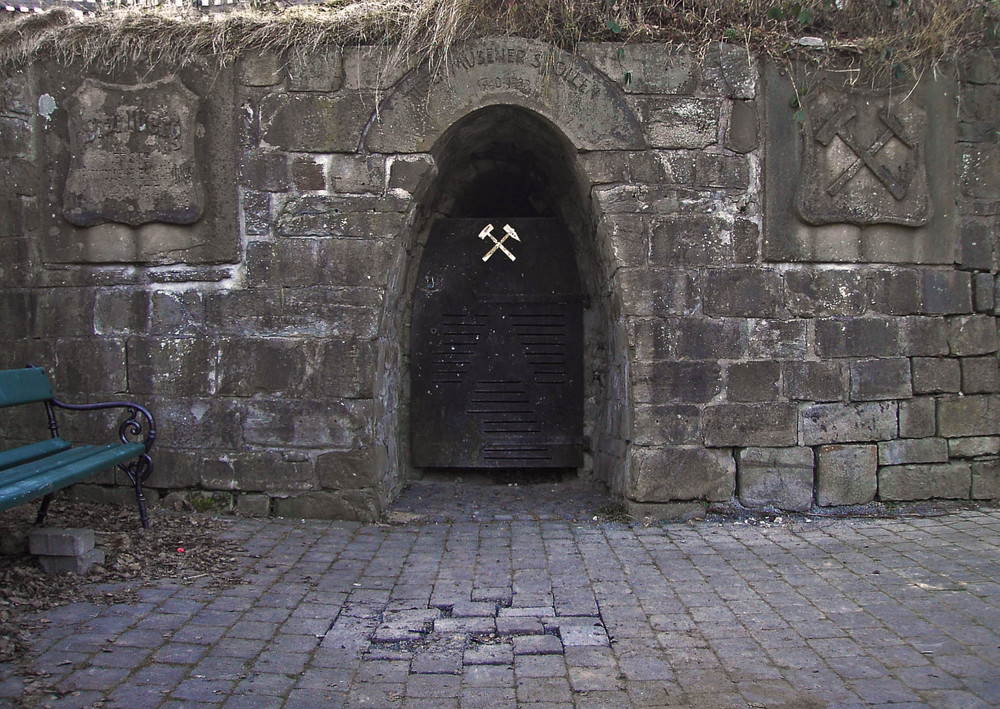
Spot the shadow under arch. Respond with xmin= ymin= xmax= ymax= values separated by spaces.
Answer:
xmin=374 ymin=103 xmax=629 ymax=496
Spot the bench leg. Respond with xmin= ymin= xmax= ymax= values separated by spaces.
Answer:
xmin=35 ymin=493 xmax=54 ymax=526
xmin=121 ymin=454 xmax=154 ymax=530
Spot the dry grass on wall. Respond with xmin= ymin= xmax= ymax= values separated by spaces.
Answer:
xmin=0 ymin=0 xmax=997 ymax=74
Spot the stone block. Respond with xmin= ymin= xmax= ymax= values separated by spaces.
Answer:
xmin=149 ymin=291 xmax=207 ymax=336
xmin=654 ymin=151 xmax=696 ymax=184
xmin=29 ymin=528 xmax=95 ymax=557
xmin=815 ymin=444 xmax=878 ymax=506
xmin=948 ymin=315 xmax=999 ymax=355
xmin=273 ymin=489 xmax=380 ymax=521
xmin=937 ymin=394 xmax=1000 ymax=437
xmin=922 ymin=271 xmax=972 ymax=315
xmin=958 ymin=218 xmax=995 ymax=271
xmin=703 ymin=268 xmax=783 ymax=318
xmin=870 ymin=269 xmax=921 ymax=315
xmin=815 ymin=319 xmax=900 ymax=358
xmin=201 ymin=451 xmax=315 ymax=493
xmin=598 ymin=214 xmax=648 ymax=270
xmin=628 ymin=446 xmax=735 ymax=502
xmin=236 ymin=494 xmax=272 ymax=517
xmin=949 ymin=436 xmax=1000 ymax=458
xmin=316 ymin=448 xmax=378 ymax=490
xmin=737 ymin=447 xmax=814 ymax=512
xmin=276 ymin=194 xmax=407 ymax=237
xmin=878 ymin=463 xmax=971 ymax=501
xmin=247 ymin=240 xmax=320 ymax=287
xmin=616 ymin=268 xmax=699 ymax=317
xmin=242 ymin=398 xmax=372 ymax=449
xmin=260 ymin=92 xmax=373 ymax=152
xmin=628 ymin=318 xmax=673 ymax=361
xmin=974 ymin=273 xmax=995 ymax=312
xmin=800 ymin=401 xmax=898 ymax=446
xmin=902 ymin=317 xmax=949 ymax=356
xmin=971 ymin=459 xmax=1000 ymax=499
xmin=733 ymin=218 xmax=760 ymax=263
xmin=783 ymin=361 xmax=844 ymax=402
xmin=630 ymin=360 xmax=722 ymax=404
xmin=715 ymin=43 xmax=757 ymax=99
xmin=126 ymin=337 xmax=216 ymax=396
xmin=240 ymin=150 xmax=291 ymax=192
xmin=239 ymin=53 xmax=283 ymax=86
xmin=748 ymin=320 xmax=807 ymax=359
xmin=911 ymin=357 xmax=961 ymax=394
xmin=727 ymin=361 xmax=780 ymax=402
xmin=387 ymin=154 xmax=433 ymax=194
xmin=578 ymin=43 xmax=698 ymax=94
xmin=785 ymin=269 xmax=867 ymax=317
xmin=878 ymin=438 xmax=948 ymax=466
xmin=290 ymin=155 xmax=326 ymax=191
xmin=694 ymin=153 xmax=750 ymax=189
xmin=633 ymin=96 xmax=720 ymax=148
xmin=725 ymin=100 xmax=758 ymax=154
xmin=288 ymin=47 xmax=343 ymax=92
xmin=962 ymin=356 xmax=1000 ymax=393
xmin=632 ymin=404 xmax=701 ymax=446
xmin=702 ymin=403 xmax=798 ymax=447
xmin=650 ymin=214 xmax=730 ymax=266
xmin=327 ymin=154 xmax=386 ymax=193
xmin=38 ymin=548 xmax=105 ymax=575
xmin=95 ymin=289 xmax=149 ymax=337
xmin=849 ymin=359 xmax=911 ymax=401
xmin=899 ymin=397 xmax=937 ymax=438
xmin=673 ymin=317 xmax=745 ymax=359
xmin=146 ymin=449 xmax=204 ymax=489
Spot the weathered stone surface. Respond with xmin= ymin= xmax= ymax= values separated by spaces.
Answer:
xmin=783 ymin=361 xmax=844 ymax=402
xmin=962 ymin=356 xmax=1000 ymax=394
xmin=694 ymin=153 xmax=750 ymax=189
xmin=974 ymin=273 xmax=995 ymax=312
xmin=971 ymin=459 xmax=1000 ymax=499
xmin=387 ymin=154 xmax=434 ymax=194
xmin=327 ymin=154 xmax=386 ymax=193
xmin=0 ymin=115 xmax=30 ymax=159
xmin=272 ymin=489 xmax=381 ymax=521
xmin=878 ymin=438 xmax=948 ymax=466
xmin=63 ymin=77 xmax=204 ymax=228
xmin=958 ymin=218 xmax=995 ymax=271
xmin=849 ymin=358 xmax=911 ymax=401
xmin=870 ymin=269 xmax=921 ymax=315
xmin=673 ymin=318 xmax=745 ymax=359
xmin=649 ymin=215 xmax=731 ymax=266
xmin=748 ymin=320 xmax=807 ymax=359
xmin=242 ymin=398 xmax=372 ymax=449
xmin=240 ymin=150 xmax=291 ymax=192
xmin=727 ymin=361 xmax=780 ymax=402
xmin=879 ymin=463 xmax=971 ymax=501
xmin=814 ymin=319 xmax=900 ymax=358
xmin=628 ymin=318 xmax=672 ymax=361
xmin=702 ymin=403 xmax=797 ymax=447
xmin=365 ymin=38 xmax=644 ymax=152
xmin=261 ymin=92 xmax=372 ymax=152
xmin=911 ymin=357 xmax=961 ymax=394
xmin=949 ymin=436 xmax=1000 ymax=458
xmin=288 ymin=47 xmax=344 ymax=92
xmin=937 ymin=395 xmax=1000 ymax=437
xmin=577 ymin=43 xmax=698 ymax=94
xmin=715 ymin=43 xmax=757 ymax=99
xmin=629 ymin=446 xmax=734 ymax=502
xmin=127 ymin=337 xmax=215 ymax=396
xmin=239 ymin=53 xmax=282 ymax=86
xmin=726 ymin=100 xmax=758 ymax=154
xmin=316 ymin=448 xmax=378 ymax=490
xmin=733 ymin=218 xmax=760 ymax=263
xmin=632 ymin=404 xmax=701 ymax=445
xmin=631 ymin=360 xmax=721 ymax=404
xmin=633 ymin=96 xmax=720 ymax=149
xmin=737 ymin=447 xmax=814 ymax=512
xmin=242 ymin=190 xmax=270 ymax=235
xmin=236 ymin=494 xmax=271 ymax=517
xmin=899 ymin=397 xmax=937 ymax=438
xmin=616 ymin=268 xmax=699 ymax=317
xmin=800 ymin=401 xmax=897 ymax=446
xmin=947 ymin=315 xmax=999 ymax=355
xmin=276 ymin=194 xmax=407 ymax=237
xmin=201 ymin=451 xmax=314 ymax=493
xmin=785 ymin=269 xmax=867 ymax=316
xmin=580 ymin=149 xmax=665 ymax=185
xmin=902 ymin=317 xmax=949 ymax=356
xmin=703 ymin=268 xmax=783 ymax=318
xmin=923 ymin=271 xmax=972 ymax=314
xmin=815 ymin=444 xmax=877 ymax=506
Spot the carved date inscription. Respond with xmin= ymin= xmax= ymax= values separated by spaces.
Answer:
xmin=63 ymin=77 xmax=204 ymax=228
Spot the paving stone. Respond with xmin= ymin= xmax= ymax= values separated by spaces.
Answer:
xmin=513 ymin=634 xmax=564 ymax=656
xmin=464 ymin=642 xmax=514 ymax=666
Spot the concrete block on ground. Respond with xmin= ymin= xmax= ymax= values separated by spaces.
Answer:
xmin=29 ymin=528 xmax=95 ymax=557
xmin=816 ymin=444 xmax=878 ymax=506
xmin=38 ymin=547 xmax=105 ymax=575
xmin=736 ymin=447 xmax=814 ymax=512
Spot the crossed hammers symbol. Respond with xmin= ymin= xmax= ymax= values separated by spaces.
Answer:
xmin=477 ymin=223 xmax=520 ymax=262
xmin=816 ymin=106 xmax=912 ymax=201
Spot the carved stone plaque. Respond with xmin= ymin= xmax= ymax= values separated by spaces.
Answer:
xmin=796 ymin=89 xmax=930 ymax=226
xmin=63 ymin=77 xmax=204 ymax=227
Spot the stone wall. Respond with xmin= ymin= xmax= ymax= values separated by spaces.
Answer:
xmin=0 ymin=39 xmax=996 ymax=519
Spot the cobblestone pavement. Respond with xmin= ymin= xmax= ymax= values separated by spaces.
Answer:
xmin=3 ymin=480 xmax=1000 ymax=708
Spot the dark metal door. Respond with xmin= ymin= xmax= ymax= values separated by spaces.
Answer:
xmin=411 ymin=218 xmax=584 ymax=468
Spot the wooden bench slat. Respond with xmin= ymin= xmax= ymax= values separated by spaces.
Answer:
xmin=0 ymin=368 xmax=54 ymax=407
xmin=0 ymin=438 xmax=73 ymax=471
xmin=0 ymin=443 xmax=148 ymax=513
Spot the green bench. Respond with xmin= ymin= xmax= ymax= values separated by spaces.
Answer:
xmin=0 ymin=366 xmax=156 ymax=528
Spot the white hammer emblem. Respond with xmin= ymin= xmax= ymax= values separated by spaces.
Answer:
xmin=477 ymin=223 xmax=520 ymax=262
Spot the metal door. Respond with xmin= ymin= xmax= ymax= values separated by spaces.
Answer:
xmin=411 ymin=218 xmax=584 ymax=468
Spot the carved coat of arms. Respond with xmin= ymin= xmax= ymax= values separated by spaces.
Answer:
xmin=795 ymin=89 xmax=931 ymax=226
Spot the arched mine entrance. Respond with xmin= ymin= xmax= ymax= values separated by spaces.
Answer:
xmin=404 ymin=105 xmax=607 ymax=482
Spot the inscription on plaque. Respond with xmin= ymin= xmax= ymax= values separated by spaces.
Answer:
xmin=63 ymin=77 xmax=204 ymax=228
xmin=796 ymin=89 xmax=930 ymax=227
